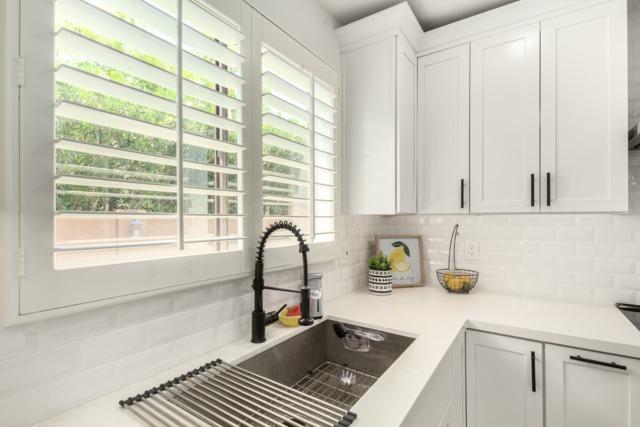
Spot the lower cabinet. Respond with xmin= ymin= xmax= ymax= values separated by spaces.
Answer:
xmin=466 ymin=330 xmax=543 ymax=427
xmin=546 ymin=344 xmax=640 ymax=427
xmin=402 ymin=333 xmax=465 ymax=427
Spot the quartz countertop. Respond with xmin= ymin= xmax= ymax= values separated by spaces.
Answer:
xmin=36 ymin=287 xmax=640 ymax=427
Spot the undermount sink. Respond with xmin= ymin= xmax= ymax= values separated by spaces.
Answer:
xmin=239 ymin=319 xmax=415 ymax=410
xmin=118 ymin=319 xmax=413 ymax=426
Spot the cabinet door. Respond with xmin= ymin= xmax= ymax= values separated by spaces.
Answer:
xmin=546 ymin=344 xmax=640 ymax=427
xmin=343 ymin=36 xmax=397 ymax=215
xmin=402 ymin=332 xmax=465 ymax=427
xmin=417 ymin=44 xmax=470 ymax=214
xmin=470 ymin=24 xmax=540 ymax=213
xmin=540 ymin=1 xmax=628 ymax=212
xmin=466 ymin=330 xmax=543 ymax=427
xmin=397 ymin=35 xmax=417 ymax=214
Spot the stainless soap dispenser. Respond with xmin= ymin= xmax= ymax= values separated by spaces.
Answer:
xmin=308 ymin=273 xmax=323 ymax=319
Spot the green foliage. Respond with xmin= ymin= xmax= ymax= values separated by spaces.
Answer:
xmin=368 ymin=251 xmax=391 ymax=271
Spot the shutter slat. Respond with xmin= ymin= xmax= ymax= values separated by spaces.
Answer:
xmin=262 ymin=113 xmax=310 ymax=141
xmin=58 ymin=0 xmax=244 ymax=90
xmin=55 ymin=235 xmax=246 ymax=252
xmin=262 ymin=174 xmax=310 ymax=187
xmin=146 ymin=0 xmax=244 ymax=46
xmin=263 ymin=133 xmax=309 ymax=156
xmin=56 ymin=66 xmax=244 ymax=132
xmin=85 ymin=0 xmax=245 ymax=67
xmin=262 ymin=50 xmax=310 ymax=93
xmin=56 ymin=175 xmax=244 ymax=197
xmin=262 ymin=71 xmax=310 ymax=110
xmin=55 ymin=29 xmax=243 ymax=109
xmin=55 ymin=101 xmax=245 ymax=154
xmin=262 ymin=155 xmax=309 ymax=170
xmin=55 ymin=139 xmax=244 ymax=175
xmin=263 ymin=93 xmax=310 ymax=125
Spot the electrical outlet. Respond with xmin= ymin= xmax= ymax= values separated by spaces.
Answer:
xmin=339 ymin=245 xmax=352 ymax=265
xmin=465 ymin=241 xmax=479 ymax=260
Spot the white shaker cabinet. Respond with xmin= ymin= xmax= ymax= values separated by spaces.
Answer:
xmin=469 ymin=24 xmax=540 ymax=213
xmin=402 ymin=333 xmax=465 ymax=427
xmin=540 ymin=0 xmax=628 ymax=212
xmin=546 ymin=344 xmax=640 ymax=427
xmin=342 ymin=33 xmax=416 ymax=215
xmin=466 ymin=330 xmax=543 ymax=427
xmin=417 ymin=44 xmax=470 ymax=214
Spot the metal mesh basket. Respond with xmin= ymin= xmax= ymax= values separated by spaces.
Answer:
xmin=436 ymin=224 xmax=479 ymax=294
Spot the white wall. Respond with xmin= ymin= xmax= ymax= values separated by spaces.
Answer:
xmin=245 ymin=0 xmax=341 ymax=69
xmin=0 ymin=1 xmax=348 ymax=425
xmin=0 ymin=215 xmax=378 ymax=427
xmin=380 ymin=213 xmax=640 ymax=304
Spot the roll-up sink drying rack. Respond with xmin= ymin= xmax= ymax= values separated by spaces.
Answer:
xmin=119 ymin=359 xmax=357 ymax=427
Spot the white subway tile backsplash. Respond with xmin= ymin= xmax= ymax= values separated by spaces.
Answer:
xmin=615 ymin=274 xmax=640 ymax=290
xmin=146 ymin=310 xmax=197 ymax=348
xmin=7 ymin=211 xmax=640 ymax=427
xmin=0 ymin=389 xmax=38 ymax=427
xmin=384 ymin=213 xmax=640 ymax=305
xmin=0 ymin=343 xmax=82 ymax=397
xmin=81 ymin=324 xmax=146 ymax=370
xmin=594 ymin=258 xmax=636 ymax=274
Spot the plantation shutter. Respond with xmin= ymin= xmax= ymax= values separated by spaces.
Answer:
xmin=53 ymin=0 xmax=247 ymax=268
xmin=313 ymin=78 xmax=337 ymax=242
xmin=260 ymin=43 xmax=339 ymax=247
xmin=261 ymin=46 xmax=313 ymax=246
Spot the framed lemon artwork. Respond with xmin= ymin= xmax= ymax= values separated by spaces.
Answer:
xmin=375 ymin=235 xmax=425 ymax=287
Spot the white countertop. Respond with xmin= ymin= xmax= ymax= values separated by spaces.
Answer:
xmin=36 ymin=287 xmax=640 ymax=427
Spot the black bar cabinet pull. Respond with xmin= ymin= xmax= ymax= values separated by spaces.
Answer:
xmin=530 ymin=173 xmax=535 ymax=207
xmin=531 ymin=351 xmax=536 ymax=392
xmin=546 ymin=172 xmax=551 ymax=207
xmin=570 ymin=355 xmax=627 ymax=370
xmin=460 ymin=179 xmax=464 ymax=209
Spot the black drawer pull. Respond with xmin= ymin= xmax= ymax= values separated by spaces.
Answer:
xmin=570 ymin=355 xmax=626 ymax=370
xmin=531 ymin=351 xmax=536 ymax=392
xmin=546 ymin=172 xmax=551 ymax=207
xmin=461 ymin=179 xmax=465 ymax=209
xmin=530 ymin=173 xmax=535 ymax=207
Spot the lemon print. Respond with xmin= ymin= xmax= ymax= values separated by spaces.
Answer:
xmin=388 ymin=247 xmax=411 ymax=273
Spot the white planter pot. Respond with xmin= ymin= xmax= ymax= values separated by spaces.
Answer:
xmin=368 ymin=269 xmax=392 ymax=296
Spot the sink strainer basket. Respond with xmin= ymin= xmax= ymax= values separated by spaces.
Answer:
xmin=436 ymin=224 xmax=478 ymax=294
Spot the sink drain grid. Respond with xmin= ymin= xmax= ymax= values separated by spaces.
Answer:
xmin=119 ymin=359 xmax=357 ymax=426
xmin=292 ymin=362 xmax=379 ymax=410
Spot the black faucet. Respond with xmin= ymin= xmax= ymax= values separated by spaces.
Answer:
xmin=251 ymin=221 xmax=314 ymax=343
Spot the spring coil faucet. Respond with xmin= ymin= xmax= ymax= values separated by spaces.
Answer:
xmin=251 ymin=221 xmax=314 ymax=343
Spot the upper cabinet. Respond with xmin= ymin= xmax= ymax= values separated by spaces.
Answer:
xmin=342 ymin=33 xmax=417 ymax=215
xmin=417 ymin=44 xmax=470 ymax=214
xmin=540 ymin=0 xmax=628 ymax=212
xmin=341 ymin=0 xmax=628 ymax=215
xmin=469 ymin=24 xmax=541 ymax=213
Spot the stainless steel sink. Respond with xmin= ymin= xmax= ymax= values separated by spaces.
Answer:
xmin=118 ymin=319 xmax=413 ymax=426
xmin=239 ymin=319 xmax=415 ymax=410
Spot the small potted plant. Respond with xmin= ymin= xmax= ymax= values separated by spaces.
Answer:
xmin=368 ymin=251 xmax=393 ymax=296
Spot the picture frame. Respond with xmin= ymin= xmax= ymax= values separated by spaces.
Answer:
xmin=375 ymin=235 xmax=425 ymax=287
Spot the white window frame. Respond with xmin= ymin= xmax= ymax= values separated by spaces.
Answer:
xmin=0 ymin=0 xmax=339 ymax=324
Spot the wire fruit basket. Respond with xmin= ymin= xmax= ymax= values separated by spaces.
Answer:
xmin=436 ymin=224 xmax=479 ymax=294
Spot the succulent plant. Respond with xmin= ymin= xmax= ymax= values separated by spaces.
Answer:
xmin=368 ymin=251 xmax=391 ymax=271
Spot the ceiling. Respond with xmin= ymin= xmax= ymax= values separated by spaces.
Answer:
xmin=318 ymin=0 xmax=519 ymax=31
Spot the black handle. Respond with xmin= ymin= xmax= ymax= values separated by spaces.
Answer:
xmin=461 ymin=179 xmax=464 ymax=209
xmin=546 ymin=172 xmax=551 ymax=207
xmin=531 ymin=351 xmax=536 ymax=392
xmin=530 ymin=174 xmax=535 ymax=207
xmin=570 ymin=355 xmax=627 ymax=370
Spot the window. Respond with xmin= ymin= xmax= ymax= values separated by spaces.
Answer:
xmin=260 ymin=45 xmax=337 ymax=247
xmin=11 ymin=0 xmax=339 ymax=317
xmin=53 ymin=0 xmax=246 ymax=269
